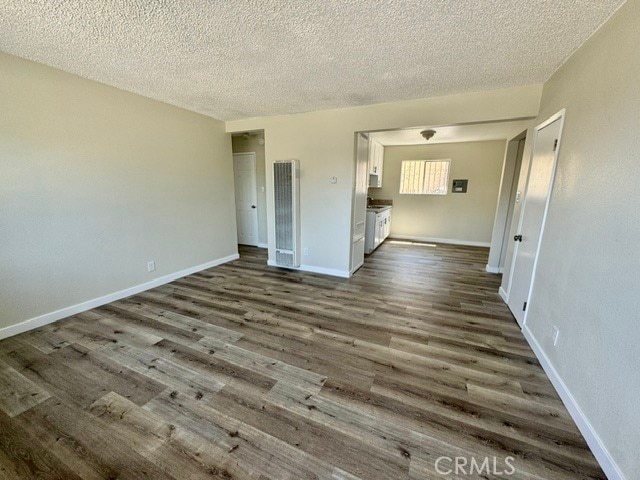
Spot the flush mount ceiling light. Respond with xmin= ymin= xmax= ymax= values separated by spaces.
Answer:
xmin=420 ymin=129 xmax=436 ymax=141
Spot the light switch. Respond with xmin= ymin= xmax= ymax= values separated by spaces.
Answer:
xmin=330 ymin=176 xmax=338 ymax=184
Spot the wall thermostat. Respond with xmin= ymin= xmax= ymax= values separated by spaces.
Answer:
xmin=452 ymin=179 xmax=468 ymax=193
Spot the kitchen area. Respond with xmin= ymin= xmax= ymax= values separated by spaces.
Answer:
xmin=350 ymin=121 xmax=532 ymax=276
xmin=365 ymin=202 xmax=392 ymax=254
xmin=350 ymin=133 xmax=393 ymax=273
xmin=365 ymin=135 xmax=393 ymax=253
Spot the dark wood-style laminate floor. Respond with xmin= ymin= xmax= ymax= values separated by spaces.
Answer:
xmin=0 ymin=242 xmax=604 ymax=479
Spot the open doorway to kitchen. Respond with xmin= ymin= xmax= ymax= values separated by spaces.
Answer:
xmin=349 ymin=119 xmax=533 ymax=275
xmin=231 ymin=130 xmax=267 ymax=249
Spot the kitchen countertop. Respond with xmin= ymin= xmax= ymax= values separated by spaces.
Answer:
xmin=366 ymin=205 xmax=393 ymax=213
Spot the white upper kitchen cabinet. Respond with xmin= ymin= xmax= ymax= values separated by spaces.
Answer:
xmin=368 ymin=138 xmax=384 ymax=188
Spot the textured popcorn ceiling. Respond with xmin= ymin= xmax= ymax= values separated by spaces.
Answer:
xmin=0 ymin=1 xmax=625 ymax=120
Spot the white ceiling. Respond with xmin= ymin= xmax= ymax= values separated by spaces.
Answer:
xmin=0 ymin=1 xmax=625 ymax=120
xmin=370 ymin=120 xmax=532 ymax=146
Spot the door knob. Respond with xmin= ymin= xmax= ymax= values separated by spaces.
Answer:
xmin=514 ymin=234 xmax=523 ymax=242
xmin=251 ymin=205 xmax=256 ymax=209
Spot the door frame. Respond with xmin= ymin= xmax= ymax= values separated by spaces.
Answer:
xmin=233 ymin=152 xmax=259 ymax=247
xmin=506 ymin=109 xmax=566 ymax=327
xmin=499 ymin=136 xmax=527 ymax=268
xmin=349 ymin=132 xmax=369 ymax=275
xmin=487 ymin=129 xmax=527 ymax=273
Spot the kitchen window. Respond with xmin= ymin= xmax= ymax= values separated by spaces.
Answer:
xmin=399 ymin=159 xmax=450 ymax=195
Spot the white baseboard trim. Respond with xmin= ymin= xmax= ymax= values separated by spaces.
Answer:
xmin=349 ymin=262 xmax=364 ymax=277
xmin=485 ymin=264 xmax=504 ymax=274
xmin=257 ymin=243 xmax=268 ymax=249
xmin=300 ymin=264 xmax=350 ymax=278
xmin=267 ymin=260 xmax=350 ymax=278
xmin=522 ymin=326 xmax=625 ymax=480
xmin=389 ymin=235 xmax=491 ymax=248
xmin=498 ymin=286 xmax=508 ymax=303
xmin=0 ymin=253 xmax=240 ymax=341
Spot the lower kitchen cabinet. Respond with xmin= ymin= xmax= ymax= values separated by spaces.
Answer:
xmin=365 ymin=207 xmax=392 ymax=254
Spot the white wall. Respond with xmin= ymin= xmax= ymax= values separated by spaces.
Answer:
xmin=510 ymin=1 xmax=639 ymax=478
xmin=370 ymin=140 xmax=506 ymax=246
xmin=0 ymin=51 xmax=238 ymax=333
xmin=231 ymin=134 xmax=268 ymax=246
xmin=227 ymin=85 xmax=542 ymax=276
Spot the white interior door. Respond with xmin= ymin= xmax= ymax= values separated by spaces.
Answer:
xmin=233 ymin=153 xmax=258 ymax=246
xmin=507 ymin=111 xmax=565 ymax=327
xmin=499 ymin=137 xmax=526 ymax=268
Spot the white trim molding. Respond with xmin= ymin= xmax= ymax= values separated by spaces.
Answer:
xmin=522 ymin=326 xmax=625 ymax=480
xmin=389 ymin=235 xmax=490 ymax=248
xmin=267 ymin=260 xmax=350 ymax=278
xmin=0 ymin=253 xmax=240 ymax=341
xmin=299 ymin=264 xmax=350 ymax=278
xmin=349 ymin=264 xmax=364 ymax=277
xmin=485 ymin=265 xmax=504 ymax=274
xmin=498 ymin=286 xmax=509 ymax=303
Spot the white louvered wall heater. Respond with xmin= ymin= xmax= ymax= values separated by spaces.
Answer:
xmin=273 ymin=160 xmax=300 ymax=268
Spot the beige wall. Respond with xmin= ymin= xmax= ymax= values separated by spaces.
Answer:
xmin=371 ymin=140 xmax=506 ymax=245
xmin=227 ymin=85 xmax=542 ymax=275
xmin=231 ymin=134 xmax=267 ymax=246
xmin=2 ymin=7 xmax=633 ymax=473
xmin=510 ymin=1 xmax=639 ymax=477
xmin=0 ymin=51 xmax=238 ymax=332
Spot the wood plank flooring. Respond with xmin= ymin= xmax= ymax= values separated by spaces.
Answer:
xmin=0 ymin=242 xmax=604 ymax=479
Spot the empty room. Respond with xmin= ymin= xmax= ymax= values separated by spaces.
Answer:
xmin=0 ymin=1 xmax=637 ymax=479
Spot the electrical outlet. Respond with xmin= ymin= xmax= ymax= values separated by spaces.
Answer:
xmin=147 ymin=261 xmax=156 ymax=272
xmin=552 ymin=326 xmax=560 ymax=346
xmin=303 ymin=248 xmax=309 ymax=256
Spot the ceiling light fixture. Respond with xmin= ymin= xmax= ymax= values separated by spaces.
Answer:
xmin=420 ymin=129 xmax=436 ymax=141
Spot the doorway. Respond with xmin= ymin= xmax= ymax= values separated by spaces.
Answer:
xmin=506 ymin=110 xmax=565 ymax=327
xmin=499 ymin=136 xmax=526 ymax=268
xmin=349 ymin=132 xmax=369 ymax=274
xmin=233 ymin=152 xmax=259 ymax=246
xmin=486 ymin=131 xmax=528 ymax=273
xmin=231 ymin=130 xmax=267 ymax=248
xmin=348 ymin=119 xmax=534 ymax=276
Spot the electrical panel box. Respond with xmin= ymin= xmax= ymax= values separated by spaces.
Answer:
xmin=452 ymin=179 xmax=468 ymax=193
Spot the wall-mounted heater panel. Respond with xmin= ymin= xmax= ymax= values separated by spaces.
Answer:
xmin=273 ymin=159 xmax=300 ymax=268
